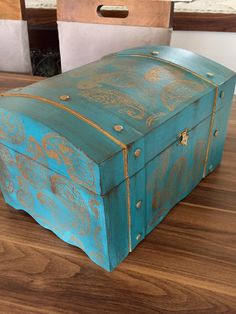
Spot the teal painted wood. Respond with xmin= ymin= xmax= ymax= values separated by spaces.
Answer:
xmin=0 ymin=46 xmax=235 ymax=271
xmin=145 ymin=116 xmax=210 ymax=236
xmin=0 ymin=142 xmax=110 ymax=269
xmin=205 ymin=78 xmax=236 ymax=176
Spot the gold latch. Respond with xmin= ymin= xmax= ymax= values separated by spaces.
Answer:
xmin=178 ymin=129 xmax=189 ymax=146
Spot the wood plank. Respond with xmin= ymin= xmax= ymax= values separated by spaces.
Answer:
xmin=0 ymin=72 xmax=43 ymax=93
xmin=173 ymin=12 xmax=236 ymax=32
xmin=0 ymin=299 xmax=52 ymax=314
xmin=0 ymin=0 xmax=25 ymax=20
xmin=57 ymin=0 xmax=172 ymax=28
xmin=24 ymin=8 xmax=57 ymax=26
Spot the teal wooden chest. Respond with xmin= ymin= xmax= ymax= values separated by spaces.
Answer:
xmin=0 ymin=46 xmax=235 ymax=271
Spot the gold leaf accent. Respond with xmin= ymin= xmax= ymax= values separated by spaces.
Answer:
xmin=0 ymin=109 xmax=25 ymax=145
xmin=0 ymin=147 xmax=14 ymax=194
xmin=79 ymin=88 xmax=145 ymax=120
xmin=89 ymin=199 xmax=100 ymax=220
xmin=144 ymin=64 xmax=185 ymax=83
xmin=146 ymin=112 xmax=166 ymax=128
xmin=42 ymin=133 xmax=96 ymax=190
xmin=28 ymin=136 xmax=47 ymax=163
xmin=16 ymin=154 xmax=50 ymax=189
xmin=161 ymin=80 xmax=207 ymax=112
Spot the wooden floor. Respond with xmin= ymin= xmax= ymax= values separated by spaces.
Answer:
xmin=0 ymin=73 xmax=236 ymax=314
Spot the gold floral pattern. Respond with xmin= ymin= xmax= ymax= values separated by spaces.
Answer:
xmin=37 ymin=192 xmax=58 ymax=214
xmin=0 ymin=144 xmax=14 ymax=164
xmin=0 ymin=159 xmax=14 ymax=193
xmin=50 ymin=174 xmax=84 ymax=205
xmin=161 ymin=80 xmax=207 ymax=112
xmin=79 ymin=88 xmax=145 ymax=121
xmin=50 ymin=174 xmax=91 ymax=236
xmin=89 ymin=199 xmax=100 ymax=220
xmin=16 ymin=154 xmax=50 ymax=189
xmin=42 ymin=132 xmax=96 ymax=190
xmin=27 ymin=136 xmax=47 ymax=164
xmin=146 ymin=112 xmax=166 ymax=128
xmin=17 ymin=177 xmax=35 ymax=210
xmin=0 ymin=145 xmax=14 ymax=193
xmin=77 ymin=71 xmax=139 ymax=90
xmin=144 ymin=65 xmax=185 ymax=83
xmin=0 ymin=110 xmax=25 ymax=144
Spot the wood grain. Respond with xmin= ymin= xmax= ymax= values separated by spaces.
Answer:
xmin=57 ymin=0 xmax=172 ymax=28
xmin=0 ymin=73 xmax=43 ymax=93
xmin=24 ymin=8 xmax=57 ymax=26
xmin=0 ymin=73 xmax=236 ymax=313
xmin=0 ymin=0 xmax=25 ymax=20
xmin=173 ymin=12 xmax=236 ymax=33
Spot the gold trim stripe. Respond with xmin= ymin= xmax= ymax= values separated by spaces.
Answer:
xmin=0 ymin=92 xmax=133 ymax=252
xmin=203 ymin=87 xmax=219 ymax=177
xmin=123 ymin=149 xmax=132 ymax=251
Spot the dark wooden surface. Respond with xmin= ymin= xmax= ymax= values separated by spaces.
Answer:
xmin=173 ymin=12 xmax=236 ymax=32
xmin=0 ymin=73 xmax=236 ymax=314
xmin=24 ymin=8 xmax=57 ymax=26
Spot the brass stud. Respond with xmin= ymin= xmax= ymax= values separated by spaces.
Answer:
xmin=136 ymin=200 xmax=142 ymax=209
xmin=151 ymin=51 xmax=159 ymax=56
xmin=134 ymin=148 xmax=141 ymax=158
xmin=59 ymin=95 xmax=70 ymax=101
xmin=214 ymin=129 xmax=219 ymax=137
xmin=206 ymin=72 xmax=214 ymax=78
xmin=113 ymin=125 xmax=124 ymax=132
xmin=136 ymin=233 xmax=142 ymax=241
xmin=220 ymin=91 xmax=225 ymax=99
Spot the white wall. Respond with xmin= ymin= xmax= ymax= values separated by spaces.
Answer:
xmin=171 ymin=31 xmax=236 ymax=93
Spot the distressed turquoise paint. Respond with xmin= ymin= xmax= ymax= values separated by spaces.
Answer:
xmin=0 ymin=143 xmax=109 ymax=269
xmin=206 ymin=78 xmax=236 ymax=176
xmin=145 ymin=116 xmax=210 ymax=235
xmin=0 ymin=46 xmax=235 ymax=271
xmin=0 ymin=108 xmax=101 ymax=193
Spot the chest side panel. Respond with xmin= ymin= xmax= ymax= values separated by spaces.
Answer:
xmin=0 ymin=143 xmax=110 ymax=270
xmin=0 ymin=106 xmax=101 ymax=194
